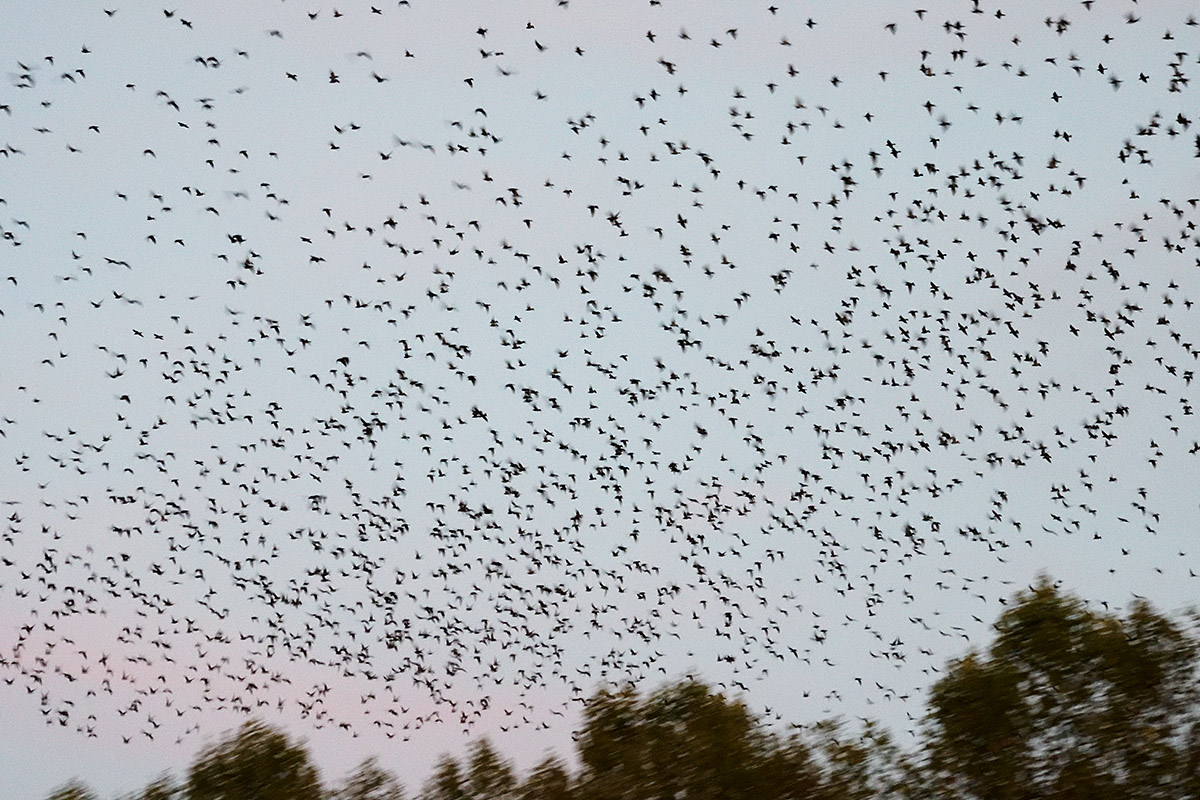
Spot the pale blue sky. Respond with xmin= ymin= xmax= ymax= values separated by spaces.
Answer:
xmin=3 ymin=1 xmax=1200 ymax=797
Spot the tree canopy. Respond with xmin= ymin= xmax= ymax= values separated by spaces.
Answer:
xmin=184 ymin=719 xmax=322 ymax=800
xmin=925 ymin=576 xmax=1200 ymax=800
xmin=45 ymin=578 xmax=1200 ymax=800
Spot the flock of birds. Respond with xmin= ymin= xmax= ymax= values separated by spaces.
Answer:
xmin=2 ymin=0 xmax=1199 ymax=766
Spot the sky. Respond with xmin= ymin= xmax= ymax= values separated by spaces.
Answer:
xmin=3 ymin=0 xmax=1200 ymax=797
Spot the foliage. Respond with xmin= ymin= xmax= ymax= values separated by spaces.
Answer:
xmin=135 ymin=774 xmax=179 ymax=800
xmin=421 ymin=753 xmax=468 ymax=800
xmin=517 ymin=756 xmax=573 ymax=800
xmin=417 ymin=740 xmax=517 ymax=800
xmin=925 ymin=576 xmax=1200 ymax=800
xmin=335 ymin=757 xmax=405 ymax=800
xmin=46 ymin=780 xmax=98 ymax=800
xmin=464 ymin=739 xmax=517 ymax=800
xmin=41 ymin=578 xmax=1200 ymax=800
xmin=574 ymin=678 xmax=828 ymax=800
xmin=184 ymin=719 xmax=323 ymax=800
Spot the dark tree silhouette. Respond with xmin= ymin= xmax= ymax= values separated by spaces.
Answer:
xmin=40 ymin=578 xmax=1200 ymax=800
xmin=925 ymin=576 xmax=1200 ymax=800
xmin=184 ymin=720 xmax=322 ymax=800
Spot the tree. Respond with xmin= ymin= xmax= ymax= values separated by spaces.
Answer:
xmin=184 ymin=719 xmax=322 ymax=800
xmin=574 ymin=678 xmax=809 ymax=800
xmin=421 ymin=754 xmax=467 ymax=800
xmin=924 ymin=576 xmax=1200 ymax=800
xmin=465 ymin=738 xmax=516 ymax=800
xmin=749 ymin=732 xmax=824 ymax=800
xmin=335 ymin=757 xmax=405 ymax=800
xmin=517 ymin=755 xmax=573 ymax=800
xmin=574 ymin=683 xmax=647 ymax=800
xmin=46 ymin=780 xmax=98 ymax=800
xmin=638 ymin=679 xmax=760 ymax=800
xmin=136 ymin=774 xmax=179 ymax=800
xmin=807 ymin=719 xmax=925 ymax=800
